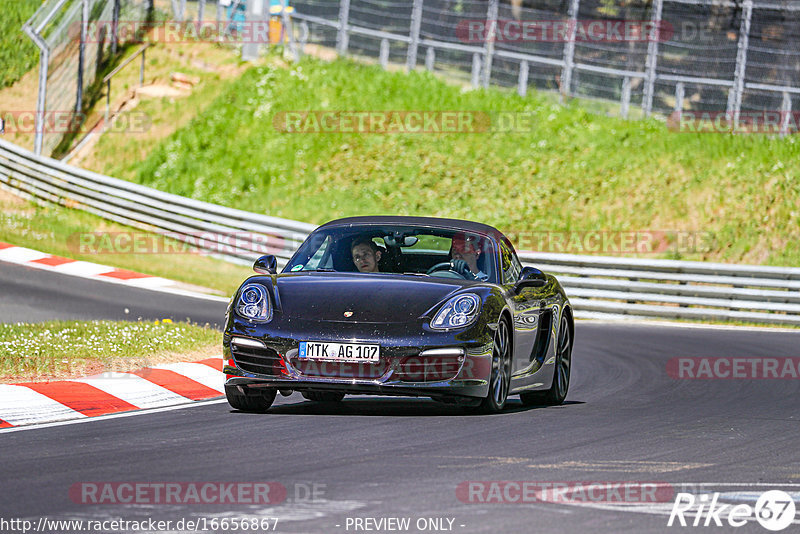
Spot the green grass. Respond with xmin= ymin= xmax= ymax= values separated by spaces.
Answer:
xmin=0 ymin=191 xmax=253 ymax=296
xmin=99 ymin=55 xmax=800 ymax=267
xmin=0 ymin=0 xmax=41 ymax=89
xmin=0 ymin=319 xmax=219 ymax=381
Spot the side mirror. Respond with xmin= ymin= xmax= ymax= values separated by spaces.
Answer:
xmin=514 ymin=266 xmax=547 ymax=293
xmin=253 ymin=255 xmax=277 ymax=275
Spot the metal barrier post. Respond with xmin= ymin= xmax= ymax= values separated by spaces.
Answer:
xmin=621 ymin=76 xmax=631 ymax=118
xmin=336 ymin=0 xmax=351 ymax=55
xmin=517 ymin=60 xmax=528 ymax=97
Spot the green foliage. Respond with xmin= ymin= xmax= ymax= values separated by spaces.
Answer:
xmin=116 ymin=57 xmax=800 ymax=266
xmin=0 ymin=320 xmax=219 ymax=380
xmin=0 ymin=0 xmax=41 ymax=88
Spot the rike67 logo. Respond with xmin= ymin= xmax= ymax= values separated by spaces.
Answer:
xmin=668 ymin=490 xmax=796 ymax=531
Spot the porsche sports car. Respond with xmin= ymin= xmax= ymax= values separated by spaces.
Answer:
xmin=223 ymin=216 xmax=573 ymax=413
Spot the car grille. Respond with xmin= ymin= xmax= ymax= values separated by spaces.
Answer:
xmin=290 ymin=359 xmax=390 ymax=379
xmin=232 ymin=345 xmax=284 ymax=376
xmin=394 ymin=355 xmax=462 ymax=382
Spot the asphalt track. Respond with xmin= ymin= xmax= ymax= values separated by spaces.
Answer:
xmin=2 ymin=259 xmax=800 ymax=533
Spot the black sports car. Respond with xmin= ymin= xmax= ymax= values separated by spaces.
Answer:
xmin=223 ymin=216 xmax=573 ymax=413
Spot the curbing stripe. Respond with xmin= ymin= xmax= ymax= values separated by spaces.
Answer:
xmin=72 ymin=373 xmax=192 ymax=410
xmin=132 ymin=368 xmax=221 ymax=400
xmin=0 ymin=384 xmax=87 ymax=426
xmin=30 ymin=256 xmax=76 ymax=267
xmin=99 ymin=269 xmax=153 ymax=280
xmin=23 ymin=381 xmax=139 ymax=417
xmin=152 ymin=362 xmax=225 ymax=393
xmin=198 ymin=357 xmax=223 ymax=371
xmin=2 ymin=358 xmax=225 ymax=428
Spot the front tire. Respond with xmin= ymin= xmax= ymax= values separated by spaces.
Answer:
xmin=226 ymin=385 xmax=276 ymax=412
xmin=476 ymin=318 xmax=511 ymax=414
xmin=520 ymin=312 xmax=572 ymax=406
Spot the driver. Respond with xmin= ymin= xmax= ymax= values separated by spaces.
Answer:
xmin=450 ymin=233 xmax=489 ymax=281
xmin=351 ymin=237 xmax=382 ymax=273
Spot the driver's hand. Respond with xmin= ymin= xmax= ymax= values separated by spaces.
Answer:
xmin=451 ymin=259 xmax=476 ymax=280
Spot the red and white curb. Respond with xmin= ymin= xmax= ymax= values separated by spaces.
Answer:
xmin=0 ymin=358 xmax=224 ymax=428
xmin=0 ymin=242 xmax=227 ymax=302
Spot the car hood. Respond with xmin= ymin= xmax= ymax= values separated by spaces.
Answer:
xmin=274 ymin=272 xmax=467 ymax=323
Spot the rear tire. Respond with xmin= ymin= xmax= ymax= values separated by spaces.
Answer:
xmin=302 ymin=391 xmax=346 ymax=403
xmin=520 ymin=312 xmax=572 ymax=406
xmin=225 ymin=385 xmax=276 ymax=413
xmin=476 ymin=318 xmax=511 ymax=414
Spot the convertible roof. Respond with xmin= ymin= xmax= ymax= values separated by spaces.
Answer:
xmin=317 ymin=216 xmax=506 ymax=240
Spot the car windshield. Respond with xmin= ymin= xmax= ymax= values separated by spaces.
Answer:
xmin=284 ymin=225 xmax=498 ymax=283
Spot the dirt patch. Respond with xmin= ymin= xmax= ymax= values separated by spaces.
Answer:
xmin=136 ymin=83 xmax=192 ymax=98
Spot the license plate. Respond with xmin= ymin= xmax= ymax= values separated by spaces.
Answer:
xmin=298 ymin=341 xmax=380 ymax=363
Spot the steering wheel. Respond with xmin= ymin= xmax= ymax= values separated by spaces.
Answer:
xmin=426 ymin=260 xmax=476 ymax=280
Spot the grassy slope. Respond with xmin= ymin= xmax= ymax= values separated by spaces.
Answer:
xmin=0 ymin=0 xmax=40 ymax=89
xmin=99 ymin=56 xmax=799 ymax=266
xmin=0 ymin=320 xmax=219 ymax=382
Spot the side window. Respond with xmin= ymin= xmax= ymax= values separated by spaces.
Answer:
xmin=500 ymin=241 xmax=521 ymax=285
xmin=302 ymin=235 xmax=333 ymax=270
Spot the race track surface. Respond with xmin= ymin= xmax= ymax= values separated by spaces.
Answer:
xmin=2 ymin=260 xmax=799 ymax=533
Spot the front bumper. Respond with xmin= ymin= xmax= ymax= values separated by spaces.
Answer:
xmin=223 ymin=319 xmax=494 ymax=400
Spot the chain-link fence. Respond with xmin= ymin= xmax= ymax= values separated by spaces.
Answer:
xmin=23 ymin=0 xmax=153 ymax=156
xmin=24 ymin=0 xmax=800 ymax=157
xmin=286 ymin=0 xmax=799 ymax=128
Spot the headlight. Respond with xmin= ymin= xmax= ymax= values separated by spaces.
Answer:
xmin=235 ymin=283 xmax=273 ymax=322
xmin=431 ymin=294 xmax=481 ymax=330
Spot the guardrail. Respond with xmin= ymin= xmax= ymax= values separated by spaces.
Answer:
xmin=2 ymin=138 xmax=799 ymax=326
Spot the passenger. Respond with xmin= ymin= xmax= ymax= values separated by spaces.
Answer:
xmin=351 ymin=237 xmax=382 ymax=273
xmin=450 ymin=233 xmax=489 ymax=281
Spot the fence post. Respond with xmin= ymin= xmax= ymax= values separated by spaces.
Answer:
xmin=471 ymin=52 xmax=481 ymax=87
xmin=24 ymin=26 xmax=49 ymax=156
xmin=380 ymin=39 xmax=390 ymax=69
xmin=621 ymin=76 xmax=631 ymax=118
xmin=517 ymin=60 xmax=528 ymax=97
xmin=481 ymin=0 xmax=499 ymax=88
xmin=729 ymin=0 xmax=753 ymax=120
xmin=780 ymin=91 xmax=791 ymax=136
xmin=425 ymin=47 xmax=435 ymax=71
xmin=180 ymin=0 xmax=187 ymax=21
xmin=336 ymin=0 xmax=351 ymax=55
xmin=111 ymin=0 xmax=120 ymax=55
xmin=560 ymin=0 xmax=580 ymax=100
xmin=278 ymin=0 xmax=299 ymax=62
xmin=642 ymin=0 xmax=663 ymax=116
xmin=406 ymin=0 xmax=422 ymax=71
xmin=216 ymin=0 xmax=223 ymax=28
xmin=76 ymin=0 xmax=89 ymax=115
xmin=241 ymin=0 xmax=263 ymax=60
xmin=674 ymin=81 xmax=684 ymax=113
xmin=198 ymin=0 xmax=206 ymax=22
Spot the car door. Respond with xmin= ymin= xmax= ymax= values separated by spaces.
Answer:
xmin=499 ymin=239 xmax=550 ymax=378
